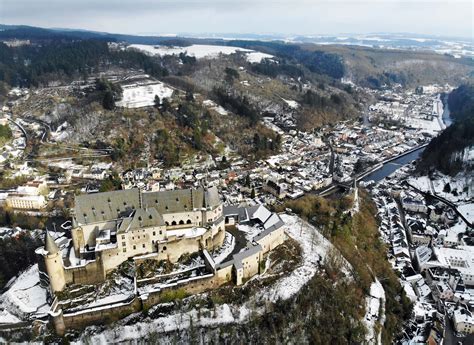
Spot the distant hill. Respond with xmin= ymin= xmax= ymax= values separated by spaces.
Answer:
xmin=418 ymin=84 xmax=474 ymax=176
xmin=1 ymin=24 xmax=472 ymax=88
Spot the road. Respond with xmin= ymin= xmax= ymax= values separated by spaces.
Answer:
xmin=405 ymin=182 xmax=473 ymax=229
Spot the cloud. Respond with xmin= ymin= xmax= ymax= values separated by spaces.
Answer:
xmin=0 ymin=0 xmax=472 ymax=38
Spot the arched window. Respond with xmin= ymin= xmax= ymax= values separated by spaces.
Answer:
xmin=165 ymin=221 xmax=169 ymax=226
xmin=186 ymin=219 xmax=192 ymax=224
xmin=171 ymin=221 xmax=177 ymax=226
xmin=179 ymin=220 xmax=184 ymax=225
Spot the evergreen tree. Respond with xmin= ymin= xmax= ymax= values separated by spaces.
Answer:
xmin=154 ymin=94 xmax=161 ymax=108
xmin=162 ymin=98 xmax=171 ymax=112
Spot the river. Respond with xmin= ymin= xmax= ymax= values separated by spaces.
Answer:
xmin=361 ymin=147 xmax=426 ymax=183
xmin=361 ymin=93 xmax=454 ymax=183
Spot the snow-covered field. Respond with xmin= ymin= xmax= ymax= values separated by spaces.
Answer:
xmin=116 ymin=82 xmax=174 ymax=108
xmin=405 ymin=117 xmax=443 ymax=135
xmin=129 ymin=44 xmax=251 ymax=59
xmin=0 ymin=264 xmax=49 ymax=320
xmin=246 ymin=51 xmax=274 ymax=63
xmin=128 ymin=44 xmax=273 ymax=63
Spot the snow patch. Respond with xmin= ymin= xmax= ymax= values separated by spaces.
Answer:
xmin=116 ymin=82 xmax=174 ymax=108
xmin=129 ymin=44 xmax=252 ymax=59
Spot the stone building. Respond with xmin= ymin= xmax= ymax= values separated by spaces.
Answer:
xmin=37 ymin=186 xmax=225 ymax=293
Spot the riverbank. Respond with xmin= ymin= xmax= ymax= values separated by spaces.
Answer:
xmin=361 ymin=144 xmax=428 ymax=183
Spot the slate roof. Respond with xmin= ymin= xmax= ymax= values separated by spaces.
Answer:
xmin=117 ymin=208 xmax=164 ymax=233
xmin=232 ymin=244 xmax=263 ymax=269
xmin=253 ymin=220 xmax=285 ymax=242
xmin=74 ymin=189 xmax=140 ymax=225
xmin=45 ymin=231 xmax=60 ymax=254
xmin=74 ymin=187 xmax=221 ymax=226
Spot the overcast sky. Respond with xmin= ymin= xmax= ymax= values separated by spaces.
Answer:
xmin=1 ymin=0 xmax=472 ymax=38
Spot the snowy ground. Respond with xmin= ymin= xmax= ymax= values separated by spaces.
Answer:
xmin=256 ymin=214 xmax=351 ymax=302
xmin=116 ymin=82 xmax=174 ymax=108
xmin=282 ymin=98 xmax=299 ymax=109
xmin=409 ymin=171 xmax=473 ymax=203
xmin=128 ymin=44 xmax=272 ymax=63
xmin=405 ymin=116 xmax=443 ymax=135
xmin=236 ymin=223 xmax=262 ymax=243
xmin=0 ymin=264 xmax=49 ymax=320
xmin=458 ymin=203 xmax=474 ymax=223
xmin=363 ymin=279 xmax=386 ymax=344
xmin=246 ymin=52 xmax=274 ymax=63
xmin=76 ymin=215 xmax=352 ymax=343
xmin=212 ymin=231 xmax=235 ymax=264
xmin=203 ymin=99 xmax=228 ymax=115
xmin=129 ymin=44 xmax=251 ymax=59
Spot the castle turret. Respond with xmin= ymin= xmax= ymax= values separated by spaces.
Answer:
xmin=43 ymin=231 xmax=67 ymax=292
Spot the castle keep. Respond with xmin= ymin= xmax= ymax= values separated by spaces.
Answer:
xmin=36 ymin=186 xmax=225 ymax=293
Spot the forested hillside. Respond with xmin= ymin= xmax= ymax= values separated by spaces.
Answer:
xmin=418 ymin=84 xmax=474 ymax=175
xmin=0 ymin=40 xmax=168 ymax=87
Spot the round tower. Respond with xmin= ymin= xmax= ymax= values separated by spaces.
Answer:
xmin=42 ymin=231 xmax=67 ymax=292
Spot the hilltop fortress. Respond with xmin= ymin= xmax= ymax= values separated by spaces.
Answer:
xmin=35 ymin=186 xmax=287 ymax=335
xmin=37 ymin=186 xmax=225 ymax=292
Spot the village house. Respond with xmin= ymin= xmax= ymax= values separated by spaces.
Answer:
xmin=5 ymin=179 xmax=49 ymax=210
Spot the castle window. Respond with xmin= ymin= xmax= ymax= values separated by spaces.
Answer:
xmin=107 ymin=198 xmax=111 ymax=203
xmin=163 ymin=246 xmax=167 ymax=251
xmin=122 ymin=242 xmax=126 ymax=247
xmin=165 ymin=222 xmax=169 ymax=226
xmin=171 ymin=221 xmax=177 ymax=226
xmin=165 ymin=206 xmax=169 ymax=210
xmin=142 ymin=244 xmax=145 ymax=248
xmin=179 ymin=220 xmax=184 ymax=225
xmin=187 ymin=219 xmax=192 ymax=224
xmin=159 ymin=230 xmax=162 ymax=235
xmin=155 ymin=199 xmax=158 ymax=203
xmin=123 ymin=248 xmax=126 ymax=253
xmin=149 ymin=215 xmax=153 ymax=219
xmin=176 ymin=198 xmax=179 ymax=202
xmin=138 ymin=216 xmax=142 ymax=221
xmin=153 ymin=231 xmax=156 ymax=236
xmin=132 ymin=236 xmax=134 ymax=240
xmin=133 ymin=245 xmax=136 ymax=250
xmin=122 ymin=235 xmax=125 ymax=239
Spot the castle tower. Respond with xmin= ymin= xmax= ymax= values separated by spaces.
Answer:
xmin=43 ymin=231 xmax=67 ymax=292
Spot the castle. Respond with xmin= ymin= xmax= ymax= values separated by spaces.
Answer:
xmin=36 ymin=186 xmax=225 ymax=293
